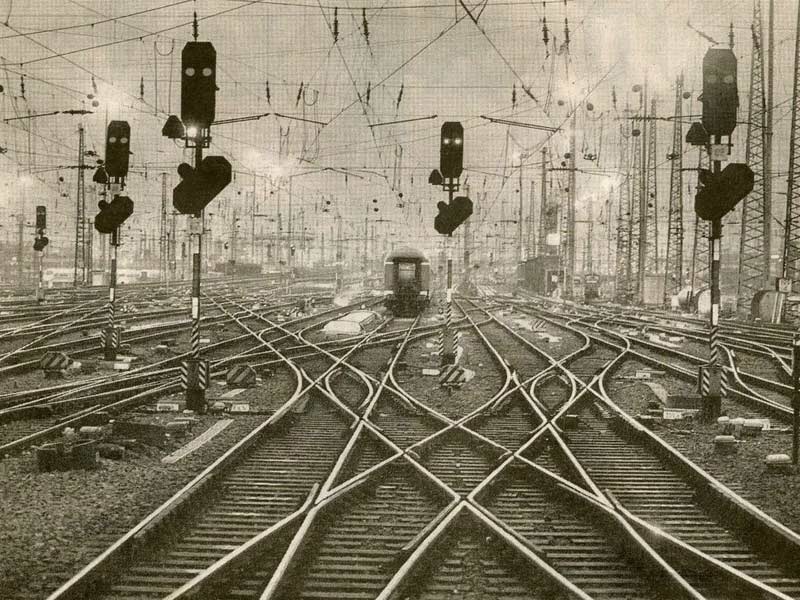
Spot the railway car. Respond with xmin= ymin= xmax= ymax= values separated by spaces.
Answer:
xmin=584 ymin=274 xmax=600 ymax=301
xmin=384 ymin=246 xmax=431 ymax=316
xmin=516 ymin=255 xmax=562 ymax=296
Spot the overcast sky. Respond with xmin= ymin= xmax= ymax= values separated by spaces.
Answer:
xmin=0 ymin=0 xmax=796 ymax=261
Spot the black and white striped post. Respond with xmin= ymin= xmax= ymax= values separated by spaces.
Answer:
xmin=103 ymin=228 xmax=121 ymax=361
xmin=698 ymin=137 xmax=724 ymax=422
xmin=706 ymin=137 xmax=724 ymax=420
xmin=441 ymin=236 xmax=455 ymax=365
xmin=184 ymin=141 xmax=208 ymax=414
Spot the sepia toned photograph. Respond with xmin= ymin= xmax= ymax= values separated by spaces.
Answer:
xmin=1 ymin=0 xmax=800 ymax=598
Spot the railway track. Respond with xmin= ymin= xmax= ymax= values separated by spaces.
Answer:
xmin=35 ymin=294 xmax=800 ymax=599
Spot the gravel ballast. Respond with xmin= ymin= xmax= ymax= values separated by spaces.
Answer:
xmin=606 ymin=358 xmax=800 ymax=536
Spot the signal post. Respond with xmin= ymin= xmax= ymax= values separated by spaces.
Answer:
xmin=33 ymin=206 xmax=48 ymax=302
xmin=693 ymin=48 xmax=754 ymax=420
xmin=165 ymin=39 xmax=231 ymax=413
xmin=431 ymin=122 xmax=472 ymax=370
xmin=94 ymin=121 xmax=134 ymax=361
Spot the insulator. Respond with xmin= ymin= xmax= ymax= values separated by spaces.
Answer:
xmin=333 ymin=7 xmax=339 ymax=43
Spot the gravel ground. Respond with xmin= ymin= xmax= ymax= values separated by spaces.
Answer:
xmin=395 ymin=318 xmax=504 ymax=420
xmin=606 ymin=358 xmax=800 ymax=536
xmin=0 ymin=415 xmax=270 ymax=599
xmin=0 ymin=362 xmax=300 ymax=599
xmin=494 ymin=309 xmax=587 ymax=361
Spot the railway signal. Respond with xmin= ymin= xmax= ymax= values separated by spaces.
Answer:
xmin=701 ymin=48 xmax=738 ymax=137
xmin=104 ymin=120 xmax=130 ymax=177
xmin=431 ymin=121 xmax=468 ymax=367
xmin=96 ymin=120 xmax=133 ymax=360
xmin=166 ymin=38 xmax=224 ymax=413
xmin=692 ymin=46 xmax=743 ymax=421
xmin=35 ymin=205 xmax=46 ymax=232
xmin=694 ymin=163 xmax=754 ymax=221
xmin=440 ymin=121 xmax=464 ymax=179
xmin=94 ymin=195 xmax=134 ymax=234
xmin=181 ymin=41 xmax=217 ymax=133
xmin=434 ymin=196 xmax=473 ymax=235
xmin=173 ymin=156 xmax=232 ymax=215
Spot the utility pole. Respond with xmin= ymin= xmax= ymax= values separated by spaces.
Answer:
xmin=527 ymin=180 xmax=535 ymax=258
xmin=665 ymin=75 xmax=685 ymax=305
xmin=765 ymin=0 xmax=774 ymax=278
xmin=286 ymin=177 xmax=294 ymax=276
xmin=782 ymin=1 xmax=800 ymax=310
xmin=518 ymin=157 xmax=524 ymax=262
xmin=73 ymin=124 xmax=86 ymax=287
xmin=87 ymin=220 xmax=94 ymax=283
xmin=160 ymin=173 xmax=168 ymax=285
xmin=538 ymin=148 xmax=548 ymax=257
xmin=643 ymin=97 xmax=659 ymax=276
xmin=565 ymin=111 xmax=577 ymax=299
xmin=251 ymin=174 xmax=256 ymax=263
xmin=630 ymin=86 xmax=646 ymax=302
xmin=637 ymin=88 xmax=652 ymax=303
xmin=464 ymin=183 xmax=471 ymax=287
xmin=16 ymin=214 xmax=24 ymax=286
xmin=738 ymin=2 xmax=769 ymax=314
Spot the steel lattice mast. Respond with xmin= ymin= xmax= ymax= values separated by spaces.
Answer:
xmin=664 ymin=75 xmax=684 ymax=304
xmin=628 ymin=109 xmax=644 ymax=301
xmin=73 ymin=124 xmax=86 ymax=287
xmin=564 ymin=110 xmax=577 ymax=299
xmin=537 ymin=148 xmax=550 ymax=257
xmin=737 ymin=1 xmax=769 ymax=313
xmin=691 ymin=151 xmax=711 ymax=296
xmin=644 ymin=97 xmax=659 ymax=276
xmin=615 ymin=124 xmax=631 ymax=302
xmin=782 ymin=2 xmax=800 ymax=295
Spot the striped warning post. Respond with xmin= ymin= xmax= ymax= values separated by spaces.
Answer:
xmin=720 ymin=366 xmax=729 ymax=398
xmin=190 ymin=320 xmax=200 ymax=358
xmin=181 ymin=359 xmax=210 ymax=391
xmin=438 ymin=364 xmax=467 ymax=387
xmin=180 ymin=360 xmax=190 ymax=391
xmin=40 ymin=352 xmax=70 ymax=372
xmin=226 ymin=364 xmax=256 ymax=388
xmin=107 ymin=296 xmax=115 ymax=329
xmin=699 ymin=365 xmax=710 ymax=398
xmin=198 ymin=360 xmax=209 ymax=390
xmin=531 ymin=319 xmax=547 ymax=332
